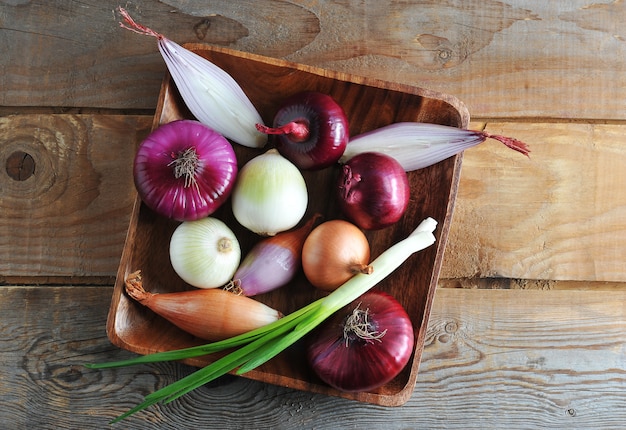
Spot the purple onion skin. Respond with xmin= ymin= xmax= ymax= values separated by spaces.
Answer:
xmin=134 ymin=120 xmax=238 ymax=221
xmin=233 ymin=243 xmax=299 ymax=296
xmin=271 ymin=91 xmax=349 ymax=170
xmin=337 ymin=152 xmax=410 ymax=230
xmin=232 ymin=214 xmax=320 ymax=296
xmin=306 ymin=290 xmax=415 ymax=393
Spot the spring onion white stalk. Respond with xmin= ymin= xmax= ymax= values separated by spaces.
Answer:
xmin=340 ymin=122 xmax=530 ymax=171
xmin=85 ymin=217 xmax=438 ymax=423
xmin=117 ymin=7 xmax=267 ymax=148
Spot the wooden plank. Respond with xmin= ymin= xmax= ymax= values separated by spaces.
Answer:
xmin=440 ymin=120 xmax=626 ymax=283
xmin=1 ymin=115 xmax=624 ymax=283
xmin=417 ymin=287 xmax=626 ymax=429
xmin=0 ymin=1 xmax=625 ymax=120
xmin=1 ymin=286 xmax=624 ymax=429
xmin=0 ymin=114 xmax=151 ymax=279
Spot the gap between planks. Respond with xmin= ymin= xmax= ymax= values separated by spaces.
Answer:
xmin=438 ymin=278 xmax=626 ymax=291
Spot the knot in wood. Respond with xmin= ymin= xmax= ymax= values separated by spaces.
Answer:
xmin=444 ymin=321 xmax=459 ymax=334
xmin=6 ymin=151 xmax=35 ymax=181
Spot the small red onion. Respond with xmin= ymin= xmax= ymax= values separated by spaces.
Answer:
xmin=306 ymin=290 xmax=415 ymax=392
xmin=256 ymin=91 xmax=349 ymax=170
xmin=337 ymin=152 xmax=410 ymax=230
xmin=133 ymin=119 xmax=238 ymax=221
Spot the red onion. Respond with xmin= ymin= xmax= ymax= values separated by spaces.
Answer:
xmin=256 ymin=91 xmax=349 ymax=170
xmin=337 ymin=152 xmax=410 ymax=230
xmin=134 ymin=120 xmax=238 ymax=221
xmin=306 ymin=290 xmax=415 ymax=392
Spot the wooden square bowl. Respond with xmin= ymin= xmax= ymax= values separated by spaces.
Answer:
xmin=107 ymin=44 xmax=468 ymax=406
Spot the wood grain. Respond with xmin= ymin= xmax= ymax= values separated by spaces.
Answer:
xmin=2 ymin=115 xmax=625 ymax=283
xmin=0 ymin=114 xmax=151 ymax=279
xmin=439 ymin=277 xmax=626 ymax=291
xmin=417 ymin=288 xmax=626 ymax=429
xmin=1 ymin=1 xmax=625 ymax=120
xmin=2 ymin=286 xmax=624 ymax=429
xmin=442 ymin=120 xmax=626 ymax=282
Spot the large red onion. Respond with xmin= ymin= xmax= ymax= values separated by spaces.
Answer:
xmin=306 ymin=290 xmax=415 ymax=392
xmin=133 ymin=119 xmax=238 ymax=221
xmin=337 ymin=151 xmax=410 ymax=230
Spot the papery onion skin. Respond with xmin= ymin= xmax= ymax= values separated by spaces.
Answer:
xmin=256 ymin=91 xmax=349 ymax=170
xmin=231 ymin=214 xmax=320 ymax=296
xmin=337 ymin=152 xmax=410 ymax=230
xmin=306 ymin=290 xmax=415 ymax=393
xmin=169 ymin=217 xmax=241 ymax=289
xmin=124 ymin=271 xmax=281 ymax=341
xmin=134 ymin=120 xmax=238 ymax=221
xmin=232 ymin=148 xmax=308 ymax=236
xmin=302 ymin=219 xmax=372 ymax=291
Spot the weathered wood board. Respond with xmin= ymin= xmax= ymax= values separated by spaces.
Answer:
xmin=2 ymin=116 xmax=624 ymax=283
xmin=0 ymin=1 xmax=625 ymax=120
xmin=0 ymin=114 xmax=151 ymax=280
xmin=1 ymin=286 xmax=624 ymax=429
xmin=443 ymin=121 xmax=626 ymax=282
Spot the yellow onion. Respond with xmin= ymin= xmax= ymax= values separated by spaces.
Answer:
xmin=124 ymin=271 xmax=281 ymax=341
xmin=302 ymin=220 xmax=372 ymax=291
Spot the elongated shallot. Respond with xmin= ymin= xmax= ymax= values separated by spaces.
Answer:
xmin=124 ymin=271 xmax=281 ymax=341
xmin=117 ymin=7 xmax=267 ymax=148
xmin=340 ymin=122 xmax=530 ymax=171
xmin=230 ymin=214 xmax=320 ymax=296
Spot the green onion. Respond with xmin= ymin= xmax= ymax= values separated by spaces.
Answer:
xmin=86 ymin=217 xmax=437 ymax=423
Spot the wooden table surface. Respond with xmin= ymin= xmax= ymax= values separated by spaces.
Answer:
xmin=1 ymin=1 xmax=625 ymax=428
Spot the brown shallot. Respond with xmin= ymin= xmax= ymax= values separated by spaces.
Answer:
xmin=124 ymin=271 xmax=281 ymax=341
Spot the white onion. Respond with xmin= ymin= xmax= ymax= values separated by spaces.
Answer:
xmin=169 ymin=217 xmax=241 ymax=289
xmin=232 ymin=149 xmax=308 ymax=236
